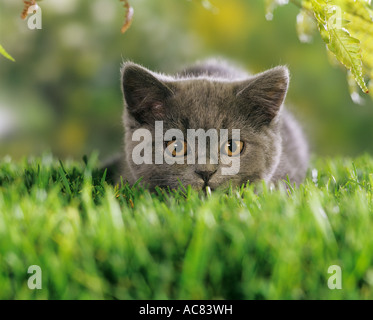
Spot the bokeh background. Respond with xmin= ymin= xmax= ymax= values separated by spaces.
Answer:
xmin=1 ymin=0 xmax=373 ymax=161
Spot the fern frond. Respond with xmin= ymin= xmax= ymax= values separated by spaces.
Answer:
xmin=310 ymin=0 xmax=369 ymax=93
xmin=327 ymin=26 xmax=368 ymax=93
xmin=345 ymin=12 xmax=373 ymax=72
xmin=288 ymin=0 xmax=372 ymax=96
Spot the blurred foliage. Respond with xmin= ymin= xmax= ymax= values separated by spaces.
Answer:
xmin=1 ymin=0 xmax=134 ymax=59
xmin=0 ymin=0 xmax=373 ymax=160
xmin=268 ymin=0 xmax=373 ymax=96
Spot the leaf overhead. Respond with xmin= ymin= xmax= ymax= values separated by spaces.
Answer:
xmin=287 ymin=0 xmax=373 ymax=98
xmin=3 ymin=0 xmax=372 ymax=100
xmin=313 ymin=0 xmax=368 ymax=93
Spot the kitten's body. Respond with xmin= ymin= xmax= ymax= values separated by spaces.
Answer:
xmin=107 ymin=59 xmax=309 ymax=190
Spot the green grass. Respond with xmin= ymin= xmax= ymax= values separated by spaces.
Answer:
xmin=1 ymin=153 xmax=373 ymax=299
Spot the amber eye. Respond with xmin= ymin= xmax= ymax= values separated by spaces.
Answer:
xmin=165 ymin=140 xmax=188 ymax=157
xmin=222 ymin=140 xmax=244 ymax=157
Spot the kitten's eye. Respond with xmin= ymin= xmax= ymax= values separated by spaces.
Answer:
xmin=221 ymin=140 xmax=244 ymax=157
xmin=165 ymin=140 xmax=188 ymax=157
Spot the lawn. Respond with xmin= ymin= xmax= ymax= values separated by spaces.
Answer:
xmin=0 ymin=153 xmax=373 ymax=299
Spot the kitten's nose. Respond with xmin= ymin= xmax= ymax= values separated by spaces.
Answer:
xmin=195 ymin=169 xmax=217 ymax=183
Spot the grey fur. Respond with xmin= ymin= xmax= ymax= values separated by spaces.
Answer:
xmin=109 ymin=59 xmax=309 ymax=190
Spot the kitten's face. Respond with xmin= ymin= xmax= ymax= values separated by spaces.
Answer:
xmin=121 ymin=63 xmax=289 ymax=191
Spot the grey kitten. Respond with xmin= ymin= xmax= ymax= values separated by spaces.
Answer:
xmin=107 ymin=59 xmax=309 ymax=191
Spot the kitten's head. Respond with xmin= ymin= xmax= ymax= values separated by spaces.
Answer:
xmin=121 ymin=62 xmax=289 ymax=191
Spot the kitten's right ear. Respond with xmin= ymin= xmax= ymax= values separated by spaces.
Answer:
xmin=121 ymin=63 xmax=174 ymax=124
xmin=236 ymin=66 xmax=289 ymax=127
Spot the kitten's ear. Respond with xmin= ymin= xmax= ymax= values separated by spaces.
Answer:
xmin=121 ymin=63 xmax=174 ymax=124
xmin=236 ymin=66 xmax=289 ymax=126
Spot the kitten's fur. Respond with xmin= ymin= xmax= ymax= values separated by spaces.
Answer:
xmin=107 ymin=59 xmax=309 ymax=190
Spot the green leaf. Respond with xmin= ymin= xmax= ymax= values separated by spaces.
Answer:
xmin=328 ymin=27 xmax=368 ymax=93
xmin=312 ymin=0 xmax=369 ymax=93
xmin=344 ymin=11 xmax=373 ymax=91
xmin=336 ymin=0 xmax=373 ymax=23
xmin=0 ymin=44 xmax=15 ymax=62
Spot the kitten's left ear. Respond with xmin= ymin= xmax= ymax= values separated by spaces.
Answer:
xmin=236 ymin=66 xmax=289 ymax=126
